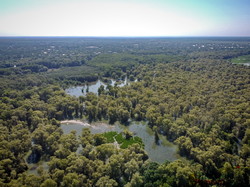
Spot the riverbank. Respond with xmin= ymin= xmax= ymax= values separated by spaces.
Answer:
xmin=60 ymin=120 xmax=115 ymax=130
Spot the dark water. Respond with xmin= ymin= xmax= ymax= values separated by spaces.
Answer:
xmin=65 ymin=78 xmax=129 ymax=97
xmin=61 ymin=121 xmax=178 ymax=163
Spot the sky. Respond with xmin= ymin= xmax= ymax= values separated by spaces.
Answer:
xmin=0 ymin=0 xmax=249 ymax=37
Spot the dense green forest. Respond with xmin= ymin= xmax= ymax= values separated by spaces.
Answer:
xmin=0 ymin=37 xmax=249 ymax=186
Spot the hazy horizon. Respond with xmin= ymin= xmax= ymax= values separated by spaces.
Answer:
xmin=1 ymin=36 xmax=250 ymax=38
xmin=1 ymin=0 xmax=250 ymax=37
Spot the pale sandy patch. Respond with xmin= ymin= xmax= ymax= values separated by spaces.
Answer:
xmin=60 ymin=120 xmax=91 ymax=127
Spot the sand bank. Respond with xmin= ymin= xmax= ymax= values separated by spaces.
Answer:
xmin=60 ymin=120 xmax=91 ymax=127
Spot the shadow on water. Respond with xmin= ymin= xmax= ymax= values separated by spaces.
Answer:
xmin=27 ymin=151 xmax=41 ymax=164
xmin=154 ymin=132 xmax=160 ymax=145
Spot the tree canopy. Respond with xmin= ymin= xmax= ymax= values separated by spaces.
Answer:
xmin=0 ymin=37 xmax=249 ymax=186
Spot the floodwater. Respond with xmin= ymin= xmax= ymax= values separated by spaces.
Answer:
xmin=65 ymin=78 xmax=129 ymax=97
xmin=64 ymin=78 xmax=178 ymax=163
xmin=61 ymin=121 xmax=179 ymax=163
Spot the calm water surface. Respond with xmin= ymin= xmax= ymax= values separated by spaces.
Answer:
xmin=61 ymin=121 xmax=178 ymax=163
xmin=65 ymin=78 xmax=129 ymax=97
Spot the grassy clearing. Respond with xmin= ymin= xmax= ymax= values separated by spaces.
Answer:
xmin=120 ymin=135 xmax=144 ymax=149
xmin=102 ymin=131 xmax=143 ymax=149
xmin=103 ymin=131 xmax=117 ymax=143
xmin=231 ymin=55 xmax=250 ymax=64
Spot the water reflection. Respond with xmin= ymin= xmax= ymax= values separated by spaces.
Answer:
xmin=65 ymin=78 xmax=129 ymax=97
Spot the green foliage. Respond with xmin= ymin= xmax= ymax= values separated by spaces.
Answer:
xmin=103 ymin=132 xmax=117 ymax=143
xmin=40 ymin=178 xmax=57 ymax=187
xmin=0 ymin=37 xmax=250 ymax=186
xmin=103 ymin=131 xmax=143 ymax=149
xmin=118 ymin=135 xmax=143 ymax=149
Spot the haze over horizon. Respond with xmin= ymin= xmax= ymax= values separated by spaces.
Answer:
xmin=0 ymin=0 xmax=249 ymax=37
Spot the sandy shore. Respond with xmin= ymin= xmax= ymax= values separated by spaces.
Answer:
xmin=60 ymin=120 xmax=116 ymax=130
xmin=60 ymin=120 xmax=91 ymax=127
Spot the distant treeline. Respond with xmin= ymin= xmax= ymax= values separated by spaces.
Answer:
xmin=0 ymin=37 xmax=249 ymax=186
